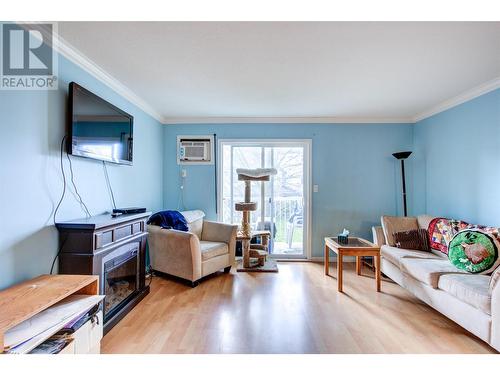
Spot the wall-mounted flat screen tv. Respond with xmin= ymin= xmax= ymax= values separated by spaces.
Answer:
xmin=69 ymin=82 xmax=134 ymax=165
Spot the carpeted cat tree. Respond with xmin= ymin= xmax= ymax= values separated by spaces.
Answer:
xmin=235 ymin=168 xmax=277 ymax=271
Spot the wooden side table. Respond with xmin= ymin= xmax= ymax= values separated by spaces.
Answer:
xmin=324 ymin=236 xmax=381 ymax=292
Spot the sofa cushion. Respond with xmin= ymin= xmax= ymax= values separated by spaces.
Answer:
xmin=381 ymin=215 xmax=419 ymax=246
xmin=200 ymin=241 xmax=228 ymax=261
xmin=381 ymin=245 xmax=439 ymax=267
xmin=438 ymin=274 xmax=492 ymax=315
xmin=417 ymin=214 xmax=435 ymax=230
xmin=400 ymin=257 xmax=466 ymax=288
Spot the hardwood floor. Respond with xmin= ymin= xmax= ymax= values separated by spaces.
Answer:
xmin=101 ymin=262 xmax=496 ymax=354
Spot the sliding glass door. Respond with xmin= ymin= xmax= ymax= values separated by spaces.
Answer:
xmin=218 ymin=140 xmax=311 ymax=259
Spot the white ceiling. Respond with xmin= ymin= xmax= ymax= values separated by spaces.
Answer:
xmin=57 ymin=22 xmax=500 ymax=123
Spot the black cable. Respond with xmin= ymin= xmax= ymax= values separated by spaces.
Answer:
xmin=102 ymin=161 xmax=117 ymax=210
xmin=66 ymin=152 xmax=92 ymax=217
xmin=147 ymin=267 xmax=154 ymax=288
xmin=53 ymin=136 xmax=68 ymax=225
xmin=49 ymin=237 xmax=67 ymax=275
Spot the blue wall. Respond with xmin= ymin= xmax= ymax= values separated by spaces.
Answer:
xmin=0 ymin=55 xmax=164 ymax=289
xmin=413 ymin=88 xmax=500 ymax=226
xmin=164 ymin=123 xmax=413 ymax=257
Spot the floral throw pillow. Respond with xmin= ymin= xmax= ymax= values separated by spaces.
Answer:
xmin=428 ymin=217 xmax=469 ymax=255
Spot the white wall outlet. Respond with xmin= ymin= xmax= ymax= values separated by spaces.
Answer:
xmin=313 ymin=184 xmax=319 ymax=193
xmin=181 ymin=169 xmax=187 ymax=178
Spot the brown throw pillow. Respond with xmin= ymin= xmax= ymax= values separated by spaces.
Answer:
xmin=393 ymin=228 xmax=430 ymax=251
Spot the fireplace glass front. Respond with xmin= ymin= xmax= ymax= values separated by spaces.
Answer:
xmin=103 ymin=245 xmax=139 ymax=319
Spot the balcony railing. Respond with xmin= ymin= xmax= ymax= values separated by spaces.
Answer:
xmin=222 ymin=196 xmax=303 ymax=252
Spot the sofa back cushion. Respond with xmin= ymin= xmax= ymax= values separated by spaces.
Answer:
xmin=182 ymin=210 xmax=205 ymax=239
xmin=381 ymin=215 xmax=419 ymax=246
xmin=417 ymin=215 xmax=435 ymax=230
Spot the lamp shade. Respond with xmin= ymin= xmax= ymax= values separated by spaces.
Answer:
xmin=392 ymin=151 xmax=412 ymax=160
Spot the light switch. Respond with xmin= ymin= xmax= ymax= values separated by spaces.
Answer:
xmin=181 ymin=169 xmax=187 ymax=178
xmin=313 ymin=184 xmax=319 ymax=193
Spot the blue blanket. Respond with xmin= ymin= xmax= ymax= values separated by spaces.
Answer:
xmin=147 ymin=210 xmax=189 ymax=231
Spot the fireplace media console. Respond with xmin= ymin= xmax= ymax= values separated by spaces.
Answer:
xmin=56 ymin=212 xmax=151 ymax=334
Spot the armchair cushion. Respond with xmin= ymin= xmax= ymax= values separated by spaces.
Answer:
xmin=202 ymin=221 xmax=238 ymax=244
xmin=200 ymin=241 xmax=229 ymax=261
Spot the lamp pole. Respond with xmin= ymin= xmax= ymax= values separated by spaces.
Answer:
xmin=392 ymin=151 xmax=412 ymax=217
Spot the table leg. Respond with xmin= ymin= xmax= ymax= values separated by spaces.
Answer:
xmin=324 ymin=245 xmax=329 ymax=275
xmin=375 ymin=254 xmax=381 ymax=292
xmin=356 ymin=256 xmax=361 ymax=275
xmin=337 ymin=253 xmax=343 ymax=292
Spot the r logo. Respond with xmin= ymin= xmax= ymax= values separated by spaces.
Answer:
xmin=2 ymin=23 xmax=53 ymax=76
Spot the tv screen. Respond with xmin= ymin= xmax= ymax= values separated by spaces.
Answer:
xmin=69 ymin=82 xmax=133 ymax=165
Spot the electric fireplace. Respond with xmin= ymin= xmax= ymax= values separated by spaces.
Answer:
xmin=56 ymin=212 xmax=150 ymax=334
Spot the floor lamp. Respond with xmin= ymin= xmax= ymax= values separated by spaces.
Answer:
xmin=392 ymin=151 xmax=412 ymax=217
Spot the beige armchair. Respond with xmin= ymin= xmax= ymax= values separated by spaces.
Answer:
xmin=148 ymin=210 xmax=238 ymax=287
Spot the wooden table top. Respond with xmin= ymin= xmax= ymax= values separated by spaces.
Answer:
xmin=325 ymin=236 xmax=378 ymax=251
xmin=0 ymin=274 xmax=99 ymax=351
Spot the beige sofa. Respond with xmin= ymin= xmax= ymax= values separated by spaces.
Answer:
xmin=148 ymin=210 xmax=238 ymax=287
xmin=372 ymin=215 xmax=500 ymax=352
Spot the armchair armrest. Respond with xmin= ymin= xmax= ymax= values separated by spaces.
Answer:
xmin=201 ymin=221 xmax=238 ymax=265
xmin=372 ymin=226 xmax=386 ymax=246
xmin=147 ymin=225 xmax=201 ymax=281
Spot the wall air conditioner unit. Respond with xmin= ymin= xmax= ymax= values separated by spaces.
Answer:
xmin=177 ymin=135 xmax=214 ymax=165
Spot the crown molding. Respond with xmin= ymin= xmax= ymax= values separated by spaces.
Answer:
xmin=162 ymin=116 xmax=413 ymax=125
xmin=412 ymin=76 xmax=500 ymax=123
xmin=37 ymin=23 xmax=498 ymax=126
xmin=51 ymin=32 xmax=164 ymax=123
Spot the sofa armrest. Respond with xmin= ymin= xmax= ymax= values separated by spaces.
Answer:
xmin=491 ymin=270 xmax=500 ymax=351
xmin=201 ymin=221 xmax=238 ymax=265
xmin=372 ymin=226 xmax=386 ymax=246
xmin=147 ymin=225 xmax=202 ymax=281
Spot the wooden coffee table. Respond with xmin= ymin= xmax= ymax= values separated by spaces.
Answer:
xmin=324 ymin=236 xmax=381 ymax=292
